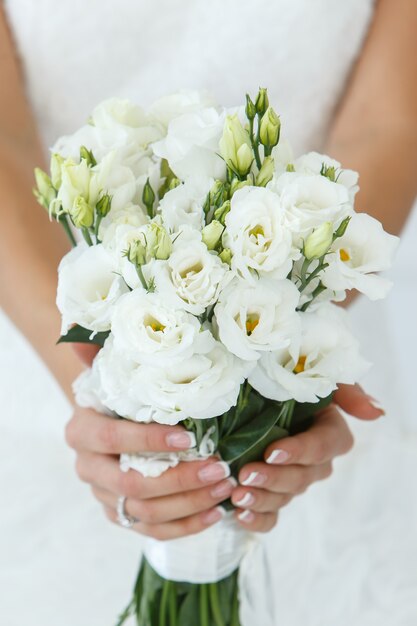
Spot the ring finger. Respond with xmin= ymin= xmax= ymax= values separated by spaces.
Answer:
xmin=231 ymin=487 xmax=293 ymax=513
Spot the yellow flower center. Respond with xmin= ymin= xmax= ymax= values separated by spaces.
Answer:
xmin=145 ymin=315 xmax=166 ymax=333
xmin=293 ymin=355 xmax=307 ymax=374
xmin=245 ymin=314 xmax=260 ymax=336
xmin=250 ymin=225 xmax=264 ymax=238
xmin=339 ymin=248 xmax=350 ymax=262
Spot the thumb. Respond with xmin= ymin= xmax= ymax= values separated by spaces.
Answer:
xmin=72 ymin=343 xmax=100 ymax=367
xmin=333 ymin=384 xmax=384 ymax=420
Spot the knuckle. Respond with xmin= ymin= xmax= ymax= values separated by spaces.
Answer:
xmin=136 ymin=500 xmax=157 ymax=525
xmin=118 ymin=471 xmax=139 ymax=498
xmin=323 ymin=462 xmax=333 ymax=480
xmin=293 ymin=469 xmax=309 ymax=494
xmin=65 ymin=417 xmax=78 ymax=449
xmin=341 ymin=430 xmax=354 ymax=455
xmin=75 ymin=456 xmax=89 ymax=483
xmin=313 ymin=440 xmax=327 ymax=464
xmin=176 ymin=465 xmax=193 ymax=492
xmin=99 ymin=419 xmax=120 ymax=453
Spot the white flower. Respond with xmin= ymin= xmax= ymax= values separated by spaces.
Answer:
xmin=92 ymin=151 xmax=138 ymax=211
xmin=321 ymin=213 xmax=399 ymax=300
xmin=158 ymin=178 xmax=212 ymax=233
xmin=153 ymin=107 xmax=226 ymax=180
xmin=99 ymin=203 xmax=149 ymax=242
xmin=129 ymin=342 xmax=252 ymax=424
xmin=111 ymin=290 xmax=215 ymax=366
xmin=270 ymin=172 xmax=352 ymax=245
xmin=214 ymin=278 xmax=300 ymax=361
xmin=56 ymin=158 xmax=95 ymax=214
xmin=73 ymin=366 xmax=113 ymax=416
xmin=223 ymin=186 xmax=297 ymax=282
xmin=151 ymin=227 xmax=230 ymax=314
xmin=149 ymin=89 xmax=215 ymax=127
xmin=57 ymin=243 xmax=128 ymax=335
xmin=249 ymin=305 xmax=369 ymax=403
xmin=294 ymin=151 xmax=359 ymax=200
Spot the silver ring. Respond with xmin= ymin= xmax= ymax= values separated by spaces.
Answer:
xmin=116 ymin=496 xmax=139 ymax=528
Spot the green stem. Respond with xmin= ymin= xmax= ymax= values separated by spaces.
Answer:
xmin=81 ymin=227 xmax=93 ymax=246
xmin=299 ymin=282 xmax=327 ymax=312
xmin=58 ymin=215 xmax=77 ymax=247
xmin=209 ymin=583 xmax=226 ymax=626
xmin=159 ymin=580 xmax=170 ymax=626
xmin=94 ymin=214 xmax=103 ymax=243
xmin=200 ymin=584 xmax=210 ymax=626
xmin=136 ymin=264 xmax=148 ymax=290
xmin=299 ymin=257 xmax=311 ymax=287
xmin=114 ymin=598 xmax=135 ymax=626
xmin=169 ymin=581 xmax=178 ymax=626
xmin=250 ymin=118 xmax=262 ymax=170
xmin=231 ymin=580 xmax=240 ymax=626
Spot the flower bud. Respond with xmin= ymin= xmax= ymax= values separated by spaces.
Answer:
xmin=201 ymin=220 xmax=224 ymax=250
xmin=70 ymin=196 xmax=94 ymax=229
xmin=255 ymin=88 xmax=269 ymax=116
xmin=126 ymin=237 xmax=147 ymax=266
xmin=50 ymin=154 xmax=64 ymax=189
xmin=286 ymin=163 xmax=295 ymax=173
xmin=256 ymin=156 xmax=275 ymax=187
xmin=33 ymin=168 xmax=56 ymax=210
xmin=245 ymin=94 xmax=256 ymax=121
xmin=219 ymin=114 xmax=253 ymax=177
xmin=334 ymin=216 xmax=351 ymax=239
xmin=214 ymin=200 xmax=231 ymax=225
xmin=230 ymin=178 xmax=250 ymax=195
xmin=304 ymin=222 xmax=333 ymax=260
xmin=142 ymin=178 xmax=156 ymax=218
xmin=320 ymin=163 xmax=337 ymax=182
xmin=169 ymin=177 xmax=181 ymax=190
xmin=259 ymin=107 xmax=281 ymax=148
xmin=80 ymin=146 xmax=97 ymax=167
xmin=219 ymin=248 xmax=232 ymax=265
xmin=96 ymin=193 xmax=112 ymax=217
xmin=146 ymin=222 xmax=172 ymax=260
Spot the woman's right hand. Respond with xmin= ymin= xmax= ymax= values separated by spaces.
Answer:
xmin=65 ymin=406 xmax=235 ymax=540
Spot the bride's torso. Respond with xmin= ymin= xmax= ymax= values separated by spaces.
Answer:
xmin=5 ymin=0 xmax=374 ymax=154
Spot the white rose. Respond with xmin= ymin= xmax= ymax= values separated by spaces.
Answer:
xmin=151 ymin=227 xmax=230 ymax=314
xmin=158 ymin=178 xmax=212 ymax=233
xmin=152 ymin=107 xmax=226 ymax=180
xmin=270 ymin=172 xmax=352 ymax=245
xmin=111 ymin=290 xmax=215 ymax=366
xmin=128 ymin=342 xmax=252 ymax=424
xmin=149 ymin=89 xmax=216 ymax=127
xmin=57 ymin=243 xmax=128 ymax=335
xmin=249 ymin=305 xmax=369 ymax=403
xmin=223 ymin=186 xmax=297 ymax=282
xmin=321 ymin=213 xmax=399 ymax=300
xmin=294 ymin=152 xmax=359 ymax=201
xmin=214 ymin=277 xmax=300 ymax=361
xmin=91 ymin=98 xmax=163 ymax=147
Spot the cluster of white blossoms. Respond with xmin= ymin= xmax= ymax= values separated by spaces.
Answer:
xmin=35 ymin=89 xmax=399 ymax=424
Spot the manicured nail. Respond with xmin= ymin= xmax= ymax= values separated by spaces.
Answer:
xmin=241 ymin=471 xmax=267 ymax=487
xmin=235 ymin=492 xmax=255 ymax=508
xmin=166 ymin=431 xmax=196 ymax=449
xmin=237 ymin=509 xmax=255 ymax=523
xmin=202 ymin=506 xmax=226 ymax=525
xmin=198 ymin=462 xmax=231 ymax=483
xmin=266 ymin=449 xmax=290 ymax=464
xmin=368 ymin=396 xmax=385 ymax=414
xmin=211 ymin=477 xmax=237 ymax=498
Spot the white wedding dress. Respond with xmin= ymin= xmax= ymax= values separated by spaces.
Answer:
xmin=1 ymin=1 xmax=417 ymax=624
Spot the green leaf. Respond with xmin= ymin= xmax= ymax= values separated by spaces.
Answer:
xmin=57 ymin=324 xmax=110 ymax=347
xmin=218 ymin=404 xmax=285 ymax=464
xmin=178 ymin=586 xmax=199 ymax=625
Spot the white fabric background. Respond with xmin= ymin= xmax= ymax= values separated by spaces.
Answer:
xmin=1 ymin=1 xmax=416 ymax=624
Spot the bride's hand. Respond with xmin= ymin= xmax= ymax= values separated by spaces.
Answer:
xmin=66 ymin=384 xmax=383 ymax=539
xmin=231 ymin=384 xmax=384 ymax=532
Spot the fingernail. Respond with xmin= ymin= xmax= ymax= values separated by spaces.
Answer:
xmin=202 ymin=506 xmax=226 ymax=525
xmin=198 ymin=461 xmax=231 ymax=483
xmin=237 ymin=509 xmax=255 ymax=523
xmin=241 ymin=471 xmax=267 ymax=487
xmin=234 ymin=492 xmax=255 ymax=508
xmin=266 ymin=449 xmax=290 ymax=464
xmin=211 ymin=477 xmax=237 ymax=499
xmin=367 ymin=396 xmax=385 ymax=414
xmin=166 ymin=431 xmax=196 ymax=449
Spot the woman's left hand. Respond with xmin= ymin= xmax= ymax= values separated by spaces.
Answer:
xmin=231 ymin=384 xmax=384 ymax=532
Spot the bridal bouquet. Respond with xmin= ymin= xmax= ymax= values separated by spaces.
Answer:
xmin=34 ymin=88 xmax=398 ymax=625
